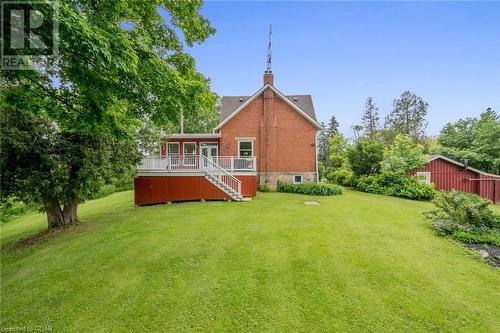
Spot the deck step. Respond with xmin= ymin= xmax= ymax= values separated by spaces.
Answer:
xmin=204 ymin=174 xmax=241 ymax=201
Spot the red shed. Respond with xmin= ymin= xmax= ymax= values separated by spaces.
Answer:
xmin=411 ymin=155 xmax=500 ymax=204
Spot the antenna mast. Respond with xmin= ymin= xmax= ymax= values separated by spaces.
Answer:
xmin=266 ymin=24 xmax=272 ymax=72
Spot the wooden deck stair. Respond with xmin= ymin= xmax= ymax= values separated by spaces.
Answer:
xmin=204 ymin=174 xmax=242 ymax=201
xmin=201 ymin=156 xmax=242 ymax=201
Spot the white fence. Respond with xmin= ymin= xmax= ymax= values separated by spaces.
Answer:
xmin=138 ymin=155 xmax=256 ymax=172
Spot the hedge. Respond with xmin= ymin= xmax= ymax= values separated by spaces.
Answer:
xmin=353 ymin=173 xmax=436 ymax=200
xmin=277 ymin=181 xmax=343 ymax=196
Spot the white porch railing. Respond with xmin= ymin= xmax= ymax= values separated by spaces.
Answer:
xmin=201 ymin=156 xmax=241 ymax=196
xmin=137 ymin=155 xmax=256 ymax=172
xmin=212 ymin=156 xmax=255 ymax=171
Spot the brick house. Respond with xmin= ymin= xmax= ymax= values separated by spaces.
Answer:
xmin=134 ymin=71 xmax=322 ymax=205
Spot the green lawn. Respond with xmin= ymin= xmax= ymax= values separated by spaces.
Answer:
xmin=1 ymin=190 xmax=499 ymax=332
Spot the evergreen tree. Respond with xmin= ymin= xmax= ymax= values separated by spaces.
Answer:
xmin=361 ymin=97 xmax=380 ymax=139
xmin=384 ymin=91 xmax=428 ymax=143
xmin=317 ymin=116 xmax=340 ymax=166
xmin=352 ymin=125 xmax=364 ymax=141
xmin=317 ymin=122 xmax=329 ymax=165
xmin=327 ymin=115 xmax=340 ymax=137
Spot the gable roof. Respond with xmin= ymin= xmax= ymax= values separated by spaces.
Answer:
xmin=427 ymin=154 xmax=500 ymax=178
xmin=216 ymin=84 xmax=323 ymax=130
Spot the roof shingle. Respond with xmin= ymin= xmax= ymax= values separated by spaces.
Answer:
xmin=220 ymin=94 xmax=317 ymax=123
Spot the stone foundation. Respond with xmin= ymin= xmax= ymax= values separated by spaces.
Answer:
xmin=259 ymin=172 xmax=317 ymax=189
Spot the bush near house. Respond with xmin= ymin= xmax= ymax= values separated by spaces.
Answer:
xmin=325 ymin=167 xmax=354 ymax=187
xmin=353 ymin=173 xmax=436 ymax=200
xmin=277 ymin=181 xmax=343 ymax=196
xmin=425 ymin=190 xmax=500 ymax=246
xmin=257 ymin=183 xmax=272 ymax=192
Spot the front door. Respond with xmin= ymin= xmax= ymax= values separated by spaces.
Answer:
xmin=200 ymin=143 xmax=218 ymax=168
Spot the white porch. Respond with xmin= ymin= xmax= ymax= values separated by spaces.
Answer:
xmin=137 ymin=155 xmax=257 ymax=173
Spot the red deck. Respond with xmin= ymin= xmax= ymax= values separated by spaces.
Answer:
xmin=134 ymin=175 xmax=257 ymax=205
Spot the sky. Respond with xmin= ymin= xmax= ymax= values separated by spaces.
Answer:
xmin=179 ymin=1 xmax=500 ymax=137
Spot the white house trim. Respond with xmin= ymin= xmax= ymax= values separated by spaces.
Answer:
xmin=235 ymin=137 xmax=256 ymax=141
xmin=315 ymin=131 xmax=319 ymax=183
xmin=237 ymin=139 xmax=254 ymax=157
xmin=215 ymin=84 xmax=324 ymax=131
xmin=166 ymin=133 xmax=221 ymax=139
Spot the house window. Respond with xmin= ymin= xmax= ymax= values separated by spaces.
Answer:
xmin=416 ymin=172 xmax=431 ymax=185
xmin=293 ymin=175 xmax=303 ymax=184
xmin=167 ymin=143 xmax=179 ymax=156
xmin=238 ymin=140 xmax=253 ymax=157
xmin=183 ymin=142 xmax=196 ymax=165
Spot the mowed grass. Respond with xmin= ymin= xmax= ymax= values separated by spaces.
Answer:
xmin=1 ymin=190 xmax=499 ymax=332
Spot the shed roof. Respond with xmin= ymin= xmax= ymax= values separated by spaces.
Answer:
xmin=428 ymin=154 xmax=500 ymax=178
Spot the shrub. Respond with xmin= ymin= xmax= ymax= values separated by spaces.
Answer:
xmin=347 ymin=139 xmax=384 ymax=176
xmin=325 ymin=167 xmax=354 ymax=187
xmin=353 ymin=173 xmax=436 ymax=200
xmin=353 ymin=175 xmax=384 ymax=194
xmin=258 ymin=183 xmax=272 ymax=192
xmin=0 ymin=197 xmax=40 ymax=224
xmin=277 ymin=181 xmax=343 ymax=196
xmin=452 ymin=230 xmax=500 ymax=246
xmin=380 ymin=173 xmax=436 ymax=200
xmin=425 ymin=191 xmax=499 ymax=237
xmin=91 ymin=171 xmax=134 ymax=200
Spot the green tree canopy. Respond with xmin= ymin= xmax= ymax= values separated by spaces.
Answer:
xmin=382 ymin=134 xmax=427 ymax=175
xmin=347 ymin=140 xmax=384 ymax=176
xmin=437 ymin=109 xmax=500 ymax=174
xmin=328 ymin=134 xmax=349 ymax=169
xmin=1 ymin=0 xmax=216 ymax=229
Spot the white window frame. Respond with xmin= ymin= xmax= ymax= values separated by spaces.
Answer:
xmin=183 ymin=142 xmax=196 ymax=166
xmin=416 ymin=172 xmax=431 ymax=185
xmin=200 ymin=142 xmax=219 ymax=158
xmin=167 ymin=142 xmax=179 ymax=156
xmin=293 ymin=175 xmax=303 ymax=184
xmin=167 ymin=142 xmax=180 ymax=165
xmin=238 ymin=140 xmax=253 ymax=157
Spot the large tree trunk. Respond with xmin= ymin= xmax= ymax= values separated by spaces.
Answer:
xmin=44 ymin=198 xmax=79 ymax=230
xmin=63 ymin=200 xmax=78 ymax=225
xmin=44 ymin=198 xmax=67 ymax=229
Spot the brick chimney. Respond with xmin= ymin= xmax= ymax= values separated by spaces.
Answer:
xmin=263 ymin=71 xmax=273 ymax=86
xmin=260 ymin=71 xmax=277 ymax=185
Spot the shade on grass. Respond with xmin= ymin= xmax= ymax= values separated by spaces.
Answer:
xmin=1 ymin=190 xmax=499 ymax=332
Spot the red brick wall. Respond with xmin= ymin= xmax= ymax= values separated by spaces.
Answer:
xmin=219 ymin=97 xmax=262 ymax=159
xmin=219 ymin=87 xmax=317 ymax=173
